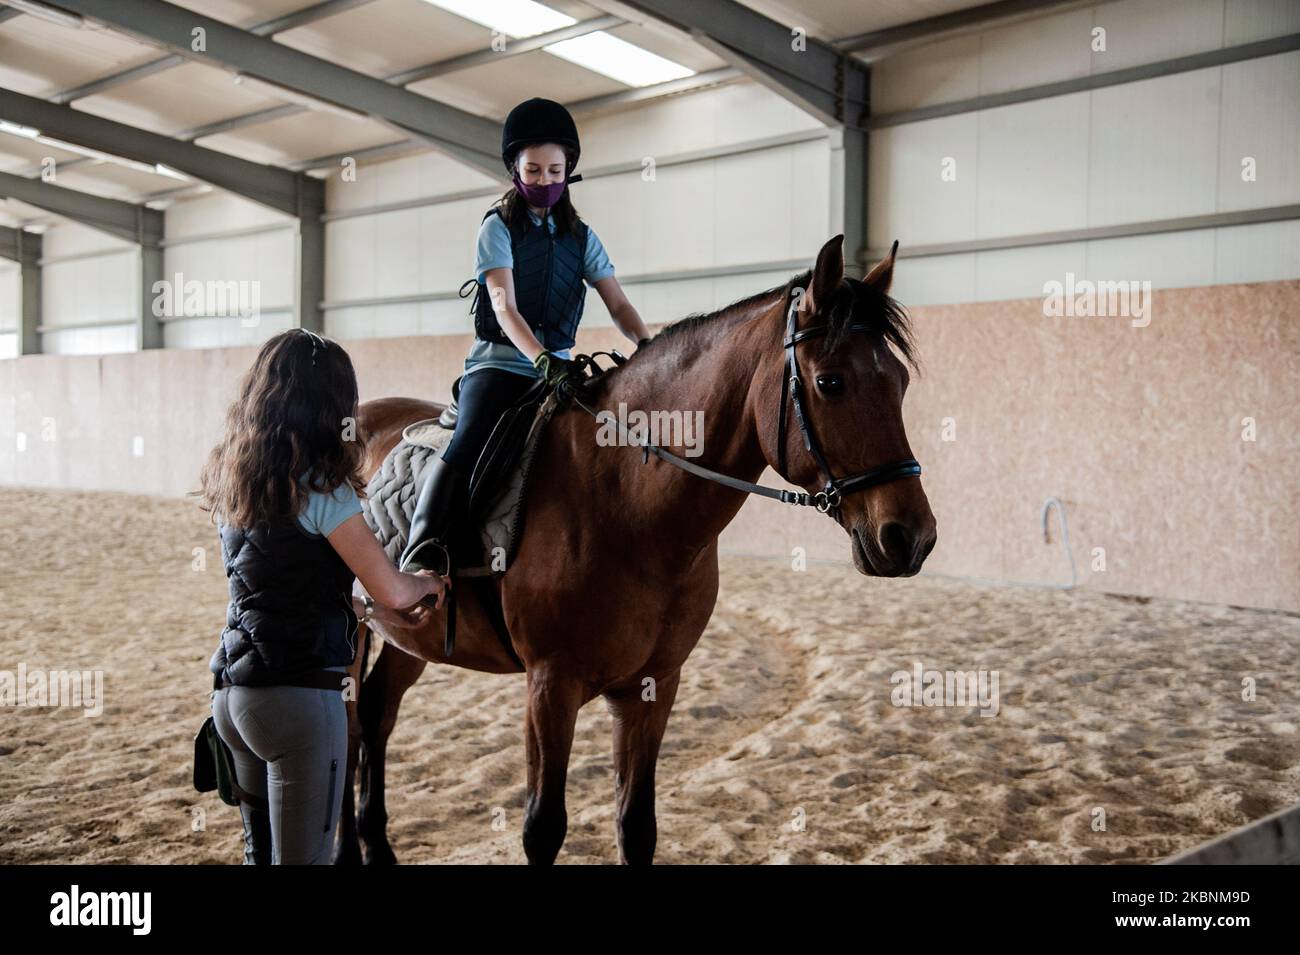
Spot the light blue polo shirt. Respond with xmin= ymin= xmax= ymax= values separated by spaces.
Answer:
xmin=297 ymin=472 xmax=363 ymax=537
xmin=465 ymin=207 xmax=615 ymax=380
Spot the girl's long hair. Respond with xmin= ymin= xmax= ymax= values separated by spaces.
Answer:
xmin=193 ymin=329 xmax=366 ymax=528
xmin=498 ymin=144 xmax=581 ymax=237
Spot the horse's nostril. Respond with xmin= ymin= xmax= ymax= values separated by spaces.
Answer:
xmin=877 ymin=521 xmax=910 ymax=565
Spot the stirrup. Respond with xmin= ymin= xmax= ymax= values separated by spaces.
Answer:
xmin=400 ymin=538 xmax=451 ymax=581
xmin=399 ymin=539 xmax=457 ymax=656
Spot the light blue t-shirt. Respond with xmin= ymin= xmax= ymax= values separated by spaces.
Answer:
xmin=465 ymin=207 xmax=616 ymax=380
xmin=297 ymin=472 xmax=362 ymax=537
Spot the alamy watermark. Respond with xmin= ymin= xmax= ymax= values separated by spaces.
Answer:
xmin=594 ymin=402 xmax=705 ymax=458
xmin=152 ymin=271 xmax=261 ymax=327
xmin=890 ymin=661 xmax=999 ymax=717
xmin=1042 ymin=272 xmax=1151 ymax=327
xmin=0 ymin=664 xmax=104 ymax=717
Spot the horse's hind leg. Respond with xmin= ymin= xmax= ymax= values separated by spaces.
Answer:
xmin=522 ymin=666 xmax=584 ymax=865
xmin=604 ymin=668 xmax=681 ymax=865
xmin=357 ymin=641 xmax=428 ymax=865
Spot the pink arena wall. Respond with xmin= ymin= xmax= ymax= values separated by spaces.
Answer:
xmin=1 ymin=280 xmax=1295 ymax=611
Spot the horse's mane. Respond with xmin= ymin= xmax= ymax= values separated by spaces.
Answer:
xmin=630 ymin=268 xmax=917 ymax=369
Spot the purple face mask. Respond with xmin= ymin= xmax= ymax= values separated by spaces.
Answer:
xmin=512 ymin=172 xmax=568 ymax=209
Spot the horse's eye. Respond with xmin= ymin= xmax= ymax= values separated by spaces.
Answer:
xmin=815 ymin=374 xmax=844 ymax=396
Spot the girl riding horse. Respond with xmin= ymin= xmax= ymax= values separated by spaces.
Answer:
xmin=400 ymin=97 xmax=652 ymax=576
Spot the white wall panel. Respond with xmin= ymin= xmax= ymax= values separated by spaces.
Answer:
xmin=642 ymin=160 xmax=718 ymax=274
xmin=976 ymin=93 xmax=1091 ymax=238
xmin=164 ymin=191 xmax=288 ymax=236
xmin=978 ymin=8 xmax=1095 ymax=97
xmin=872 ymin=34 xmax=981 ymax=115
xmin=1224 ymin=0 xmax=1300 ymax=43
xmin=41 ymin=239 xmax=136 ymax=350
xmin=1084 ymin=229 xmax=1218 ymax=289
xmin=975 ymin=242 xmax=1088 ymax=302
xmin=41 ymin=323 xmax=135 ymax=355
xmin=1214 ymin=218 xmax=1300 ymax=283
xmin=1217 ymin=51 xmax=1300 ymax=211
xmin=1087 ymin=69 xmax=1221 ymax=226
xmin=580 ymin=82 xmax=823 ymax=169
xmin=890 ymin=251 xmax=976 ymax=306
xmin=1090 ymin=0 xmax=1225 ymax=71
xmin=0 ymin=265 xmax=19 ymax=334
xmin=868 ymin=113 xmax=979 ymax=248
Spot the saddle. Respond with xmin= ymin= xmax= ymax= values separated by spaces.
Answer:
xmin=362 ymin=376 xmax=557 ymax=579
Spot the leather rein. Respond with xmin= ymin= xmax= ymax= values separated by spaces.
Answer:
xmin=566 ymin=290 xmax=922 ymax=515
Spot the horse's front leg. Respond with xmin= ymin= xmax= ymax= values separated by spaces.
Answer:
xmin=332 ymin=624 xmax=369 ymax=865
xmin=604 ymin=667 xmax=681 ymax=865
xmin=522 ymin=665 xmax=584 ymax=865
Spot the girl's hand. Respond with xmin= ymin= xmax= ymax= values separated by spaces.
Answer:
xmin=410 ymin=569 xmax=450 ymax=613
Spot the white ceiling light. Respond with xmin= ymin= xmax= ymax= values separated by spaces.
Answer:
xmin=545 ymin=32 xmax=693 ymax=87
xmin=423 ymin=0 xmax=693 ymax=87
xmin=423 ymin=0 xmax=571 ymax=38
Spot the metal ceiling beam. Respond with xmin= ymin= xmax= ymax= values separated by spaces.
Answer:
xmin=0 ymin=170 xmax=165 ymax=347
xmin=834 ymin=0 xmax=1092 ymax=60
xmin=616 ymin=0 xmax=864 ymax=128
xmin=50 ymin=0 xmax=377 ymax=104
xmin=0 ymin=87 xmax=317 ymax=216
xmin=0 ymin=223 xmax=41 ymax=355
xmin=47 ymin=0 xmax=505 ymax=178
xmin=0 ymin=169 xmax=161 ymax=245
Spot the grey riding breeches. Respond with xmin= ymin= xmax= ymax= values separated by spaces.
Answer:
xmin=210 ymin=674 xmax=348 ymax=865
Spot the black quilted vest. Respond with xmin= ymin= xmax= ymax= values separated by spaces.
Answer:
xmin=209 ymin=512 xmax=358 ymax=687
xmin=471 ymin=207 xmax=590 ymax=352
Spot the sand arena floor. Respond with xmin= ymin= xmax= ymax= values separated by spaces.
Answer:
xmin=1 ymin=485 xmax=1297 ymax=864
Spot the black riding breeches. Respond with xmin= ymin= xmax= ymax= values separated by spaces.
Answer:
xmin=440 ymin=367 xmax=538 ymax=473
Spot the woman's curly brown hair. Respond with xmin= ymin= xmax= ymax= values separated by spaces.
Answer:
xmin=193 ymin=329 xmax=366 ymax=528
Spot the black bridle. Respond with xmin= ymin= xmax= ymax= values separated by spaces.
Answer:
xmin=566 ymin=287 xmax=922 ymax=515
xmin=775 ymin=291 xmax=921 ymax=512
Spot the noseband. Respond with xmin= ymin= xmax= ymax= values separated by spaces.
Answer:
xmin=566 ymin=286 xmax=922 ymax=515
xmin=775 ymin=292 xmax=921 ymax=512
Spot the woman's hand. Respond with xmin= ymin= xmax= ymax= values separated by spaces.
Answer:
xmin=405 ymin=568 xmax=451 ymax=612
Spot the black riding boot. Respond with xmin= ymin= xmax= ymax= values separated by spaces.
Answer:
xmin=399 ymin=455 xmax=466 ymax=577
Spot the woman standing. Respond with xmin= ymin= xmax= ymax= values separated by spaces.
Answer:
xmin=198 ymin=329 xmax=447 ymax=864
xmin=401 ymin=97 xmax=652 ymax=575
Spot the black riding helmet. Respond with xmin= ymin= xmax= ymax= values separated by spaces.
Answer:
xmin=501 ymin=98 xmax=581 ymax=176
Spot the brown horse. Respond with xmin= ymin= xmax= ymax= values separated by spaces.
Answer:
xmin=334 ymin=234 xmax=937 ymax=865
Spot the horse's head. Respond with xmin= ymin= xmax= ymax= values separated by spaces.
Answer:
xmin=758 ymin=235 xmax=936 ymax=577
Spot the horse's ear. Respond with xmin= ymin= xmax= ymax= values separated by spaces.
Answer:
xmin=864 ymin=240 xmax=899 ymax=295
xmin=803 ymin=234 xmax=844 ymax=315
